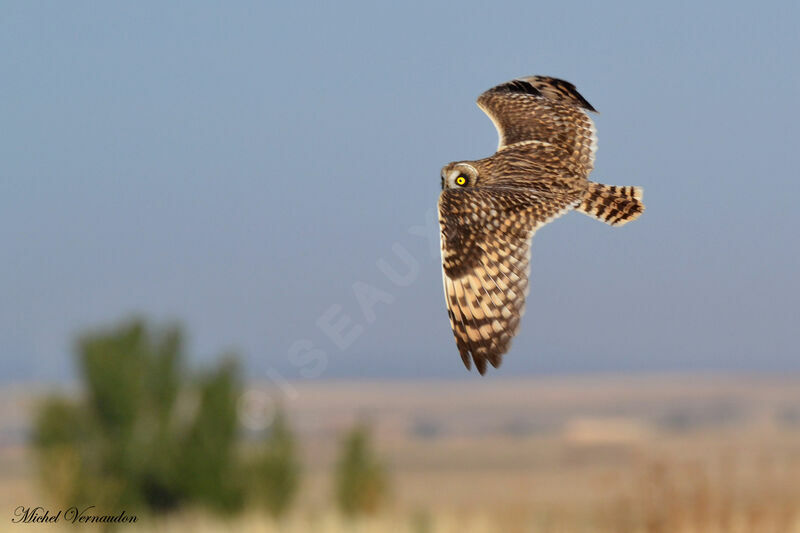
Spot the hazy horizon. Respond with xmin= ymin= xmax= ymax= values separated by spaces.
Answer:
xmin=2 ymin=1 xmax=799 ymax=383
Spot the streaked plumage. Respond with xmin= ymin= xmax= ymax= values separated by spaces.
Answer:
xmin=439 ymin=75 xmax=645 ymax=374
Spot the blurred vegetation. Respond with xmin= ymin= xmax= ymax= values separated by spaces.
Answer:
xmin=334 ymin=421 xmax=388 ymax=517
xmin=174 ymin=359 xmax=244 ymax=512
xmin=23 ymin=330 xmax=800 ymax=531
xmin=32 ymin=318 xmax=391 ymax=522
xmin=32 ymin=320 xmax=243 ymax=515
xmin=251 ymin=406 xmax=301 ymax=518
xmin=24 ymin=342 xmax=800 ymax=532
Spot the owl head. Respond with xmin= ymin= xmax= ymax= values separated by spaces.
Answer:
xmin=441 ymin=162 xmax=479 ymax=190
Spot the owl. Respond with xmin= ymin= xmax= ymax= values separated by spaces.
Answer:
xmin=439 ymin=75 xmax=645 ymax=374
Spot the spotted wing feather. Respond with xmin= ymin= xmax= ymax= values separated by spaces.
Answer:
xmin=438 ymin=187 xmax=576 ymax=374
xmin=477 ymin=76 xmax=598 ymax=174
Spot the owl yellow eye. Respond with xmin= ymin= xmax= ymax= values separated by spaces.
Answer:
xmin=455 ymin=175 xmax=467 ymax=186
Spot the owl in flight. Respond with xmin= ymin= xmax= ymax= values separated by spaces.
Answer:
xmin=439 ymin=75 xmax=644 ymax=374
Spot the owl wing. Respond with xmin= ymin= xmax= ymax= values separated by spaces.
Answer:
xmin=477 ymin=76 xmax=598 ymax=173
xmin=438 ymin=186 xmax=577 ymax=374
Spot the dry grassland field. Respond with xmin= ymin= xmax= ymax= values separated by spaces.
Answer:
xmin=2 ymin=374 xmax=800 ymax=532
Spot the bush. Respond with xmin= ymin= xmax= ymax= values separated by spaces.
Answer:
xmin=334 ymin=421 xmax=388 ymax=517
xmin=32 ymin=319 xmax=245 ymax=516
xmin=175 ymin=358 xmax=244 ymax=512
xmin=252 ymin=407 xmax=301 ymax=518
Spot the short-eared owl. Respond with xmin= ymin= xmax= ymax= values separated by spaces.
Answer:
xmin=439 ymin=75 xmax=644 ymax=374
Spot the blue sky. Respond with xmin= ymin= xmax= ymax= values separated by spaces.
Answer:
xmin=2 ymin=1 xmax=798 ymax=382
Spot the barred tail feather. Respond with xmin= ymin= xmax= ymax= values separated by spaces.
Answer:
xmin=577 ymin=182 xmax=644 ymax=226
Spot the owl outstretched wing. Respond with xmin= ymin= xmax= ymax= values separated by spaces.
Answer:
xmin=438 ymin=187 xmax=576 ymax=374
xmin=477 ymin=76 xmax=598 ymax=173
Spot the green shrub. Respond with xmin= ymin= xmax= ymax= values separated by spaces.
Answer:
xmin=252 ymin=407 xmax=301 ymax=518
xmin=32 ymin=319 xmax=244 ymax=516
xmin=334 ymin=422 xmax=388 ymax=517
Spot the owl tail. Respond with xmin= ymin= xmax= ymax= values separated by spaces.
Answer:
xmin=576 ymin=182 xmax=645 ymax=226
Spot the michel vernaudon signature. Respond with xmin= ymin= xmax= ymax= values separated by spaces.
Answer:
xmin=11 ymin=506 xmax=137 ymax=524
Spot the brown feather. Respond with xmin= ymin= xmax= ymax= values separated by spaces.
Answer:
xmin=438 ymin=75 xmax=645 ymax=374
